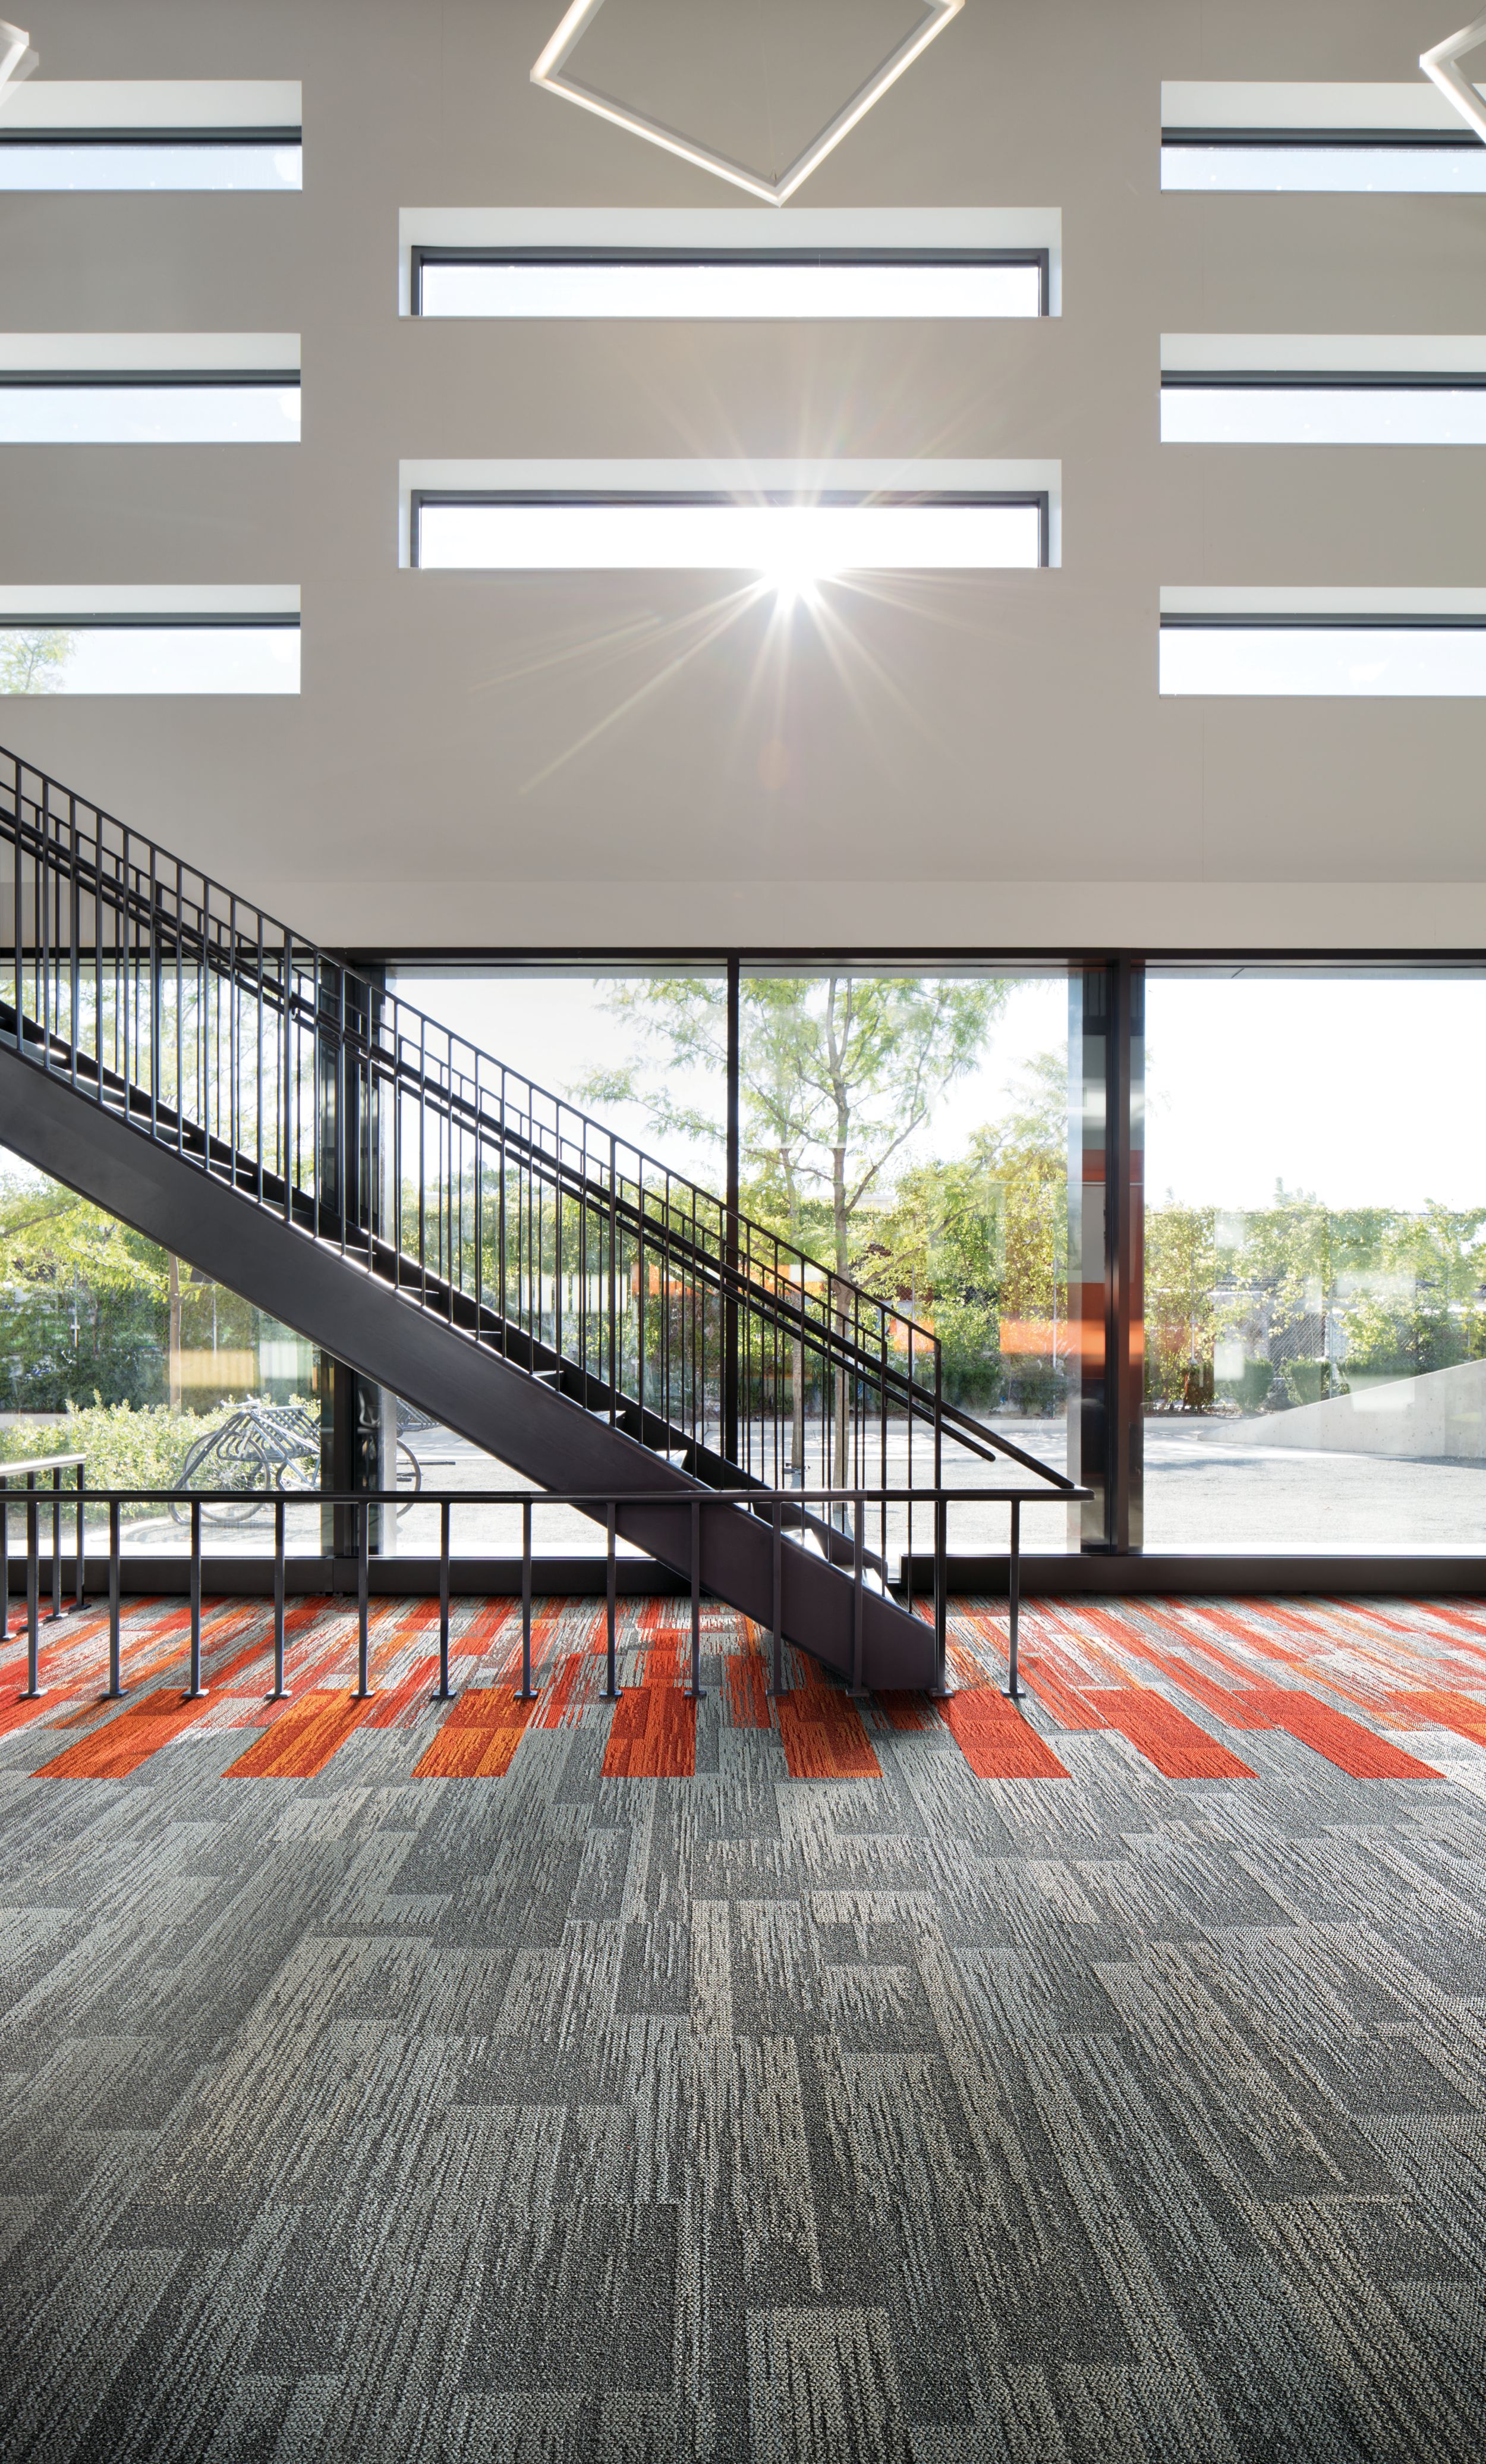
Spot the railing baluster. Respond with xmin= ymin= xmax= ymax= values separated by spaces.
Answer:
xmin=686 ymin=1497 xmax=705 ymax=1702
xmin=106 ymin=1500 xmax=123 ymax=1698
xmin=269 ymin=1497 xmax=287 ymax=1699
xmin=849 ymin=1491 xmax=867 ymax=1699
xmin=1003 ymin=1500 xmax=1023 ymax=1702
xmin=769 ymin=1496 xmax=786 ymax=1699
xmin=930 ymin=1492 xmax=949 ymax=1700
xmin=600 ymin=1502 xmax=621 ymax=1704
xmin=355 ymin=1500 xmax=370 ymax=1698
xmin=23 ymin=1478 xmax=39 ymax=1699
xmin=435 ymin=1498 xmax=453 ymax=1701
xmin=517 ymin=1498 xmax=536 ymax=1700
xmin=74 ymin=1464 xmax=85 ymax=1610
xmin=187 ymin=1497 xmax=204 ymax=1698
xmin=47 ymin=1463 xmax=62 ymax=1623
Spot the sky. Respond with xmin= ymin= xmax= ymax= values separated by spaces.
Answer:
xmin=400 ymin=969 xmax=1485 ymax=1219
xmin=1144 ymin=975 xmax=1486 ymax=1214
xmin=394 ymin=969 xmax=1070 ymax=1192
xmin=6 ymin=970 xmax=1471 ymax=1224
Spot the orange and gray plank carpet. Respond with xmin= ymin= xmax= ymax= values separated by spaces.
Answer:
xmin=2 ymin=1588 xmax=1486 ymax=2459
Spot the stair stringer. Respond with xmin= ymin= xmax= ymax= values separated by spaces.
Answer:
xmin=0 ymin=1045 xmax=936 ymax=1689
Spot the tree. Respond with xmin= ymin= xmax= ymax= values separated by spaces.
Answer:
xmin=874 ymin=1052 xmax=1069 ymax=1413
xmin=583 ymin=974 xmax=1009 ymax=1477
xmin=0 ymin=627 xmax=74 ymax=694
xmin=0 ymin=1173 xmax=168 ymax=1409
xmin=587 ymin=973 xmax=1009 ymax=1265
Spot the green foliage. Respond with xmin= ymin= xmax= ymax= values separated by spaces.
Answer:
xmin=0 ymin=1395 xmax=322 ymax=1515
xmin=1144 ymin=1183 xmax=1486 ymax=1407
xmin=0 ymin=627 xmax=75 ymax=693
xmin=867 ymin=1053 xmax=1069 ymax=1411
xmin=0 ymin=1398 xmax=230 ymax=1492
xmin=584 ymin=972 xmax=1009 ymax=1269
xmin=0 ymin=1174 xmax=169 ymax=1409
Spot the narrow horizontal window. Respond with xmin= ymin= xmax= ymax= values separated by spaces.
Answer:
xmin=1160 ymin=617 xmax=1486 ymax=697
xmin=413 ymin=492 xmax=1046 ymax=574
xmin=413 ymin=249 xmax=1046 ymax=319
xmin=0 ymin=78 xmax=303 ymax=188
xmin=1161 ymin=134 xmax=1486 ymax=193
xmin=1161 ymin=373 xmax=1486 ymax=445
xmin=0 ymin=374 xmax=300 ymax=442
xmin=399 ymin=209 xmax=1063 ymax=319
xmin=0 ymin=134 xmax=301 ymax=189
xmin=0 ymin=617 xmax=300 ymax=695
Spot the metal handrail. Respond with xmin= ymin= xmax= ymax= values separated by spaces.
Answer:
xmin=0 ymin=1474 xmax=1088 ymax=1710
xmin=1 ymin=740 xmax=1075 ymax=1525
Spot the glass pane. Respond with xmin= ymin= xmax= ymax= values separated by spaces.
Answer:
xmin=737 ymin=968 xmax=1074 ymax=1558
xmin=0 ymin=625 xmax=300 ymax=694
xmin=0 ymin=142 xmax=302 ymax=189
xmin=1161 ymin=143 xmax=1486 ymax=192
xmin=0 ymin=1149 xmax=322 ymax=1557
xmin=1144 ymin=971 xmax=1486 ymax=1554
xmin=418 ymin=257 xmax=1043 ymax=319
xmin=1160 ymin=626 xmax=1486 ymax=696
xmin=1161 ymin=385 xmax=1486 ymax=445
xmin=416 ymin=498 xmax=1044 ymax=573
xmin=0 ymin=384 xmax=300 ymax=442
xmin=383 ymin=968 xmax=729 ymax=1556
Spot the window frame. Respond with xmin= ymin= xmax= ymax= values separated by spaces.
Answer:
xmin=0 ymin=609 xmax=301 ymax=694
xmin=348 ymin=943 xmax=1486 ymax=1591
xmin=1160 ymin=122 xmax=1486 ymax=190
xmin=409 ymin=242 xmax=1051 ymax=318
xmin=409 ymin=486 xmax=1052 ymax=573
xmin=1160 ymin=368 xmax=1486 ymax=444
xmin=0 ymin=120 xmax=303 ymax=187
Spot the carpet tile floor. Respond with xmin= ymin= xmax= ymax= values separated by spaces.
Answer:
xmin=1 ymin=1588 xmax=1485 ymax=2459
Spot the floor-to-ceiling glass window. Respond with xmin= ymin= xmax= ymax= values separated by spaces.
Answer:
xmin=381 ymin=966 xmax=728 ymax=1557
xmin=379 ymin=961 xmax=1076 ymax=1564
xmin=735 ymin=965 xmax=1074 ymax=1560
xmin=1144 ymin=967 xmax=1486 ymax=1554
xmin=0 ymin=1149 xmax=322 ymax=1556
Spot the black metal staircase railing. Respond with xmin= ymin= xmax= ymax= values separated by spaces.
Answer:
xmin=0 ymin=743 xmax=1079 ymax=1542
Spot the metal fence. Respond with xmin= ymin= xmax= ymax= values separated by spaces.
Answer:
xmin=1 ymin=1461 xmax=1085 ymax=1711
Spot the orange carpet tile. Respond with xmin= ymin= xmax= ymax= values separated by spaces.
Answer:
xmin=876 ymin=1690 xmax=939 ymax=1733
xmin=1083 ymin=1687 xmax=1255 ymax=1780
xmin=222 ymin=1689 xmax=369 ymax=1779
xmin=1013 ymin=1652 xmax=1109 ymax=1731
xmin=725 ymin=1643 xmax=772 ymax=1730
xmin=602 ymin=1683 xmax=697 ymax=1779
xmin=941 ymin=1688 xmax=1069 ymax=1778
xmin=1389 ymin=1688 xmax=1486 ymax=1748
xmin=1233 ymin=1683 xmax=1435 ymax=1779
xmin=362 ymin=1654 xmax=442 ymax=1730
xmin=34 ymin=1690 xmax=210 ymax=1779
xmin=451 ymin=1599 xmax=517 ymax=1657
xmin=413 ymin=1686 xmax=536 ymax=1778
xmin=530 ymin=1647 xmax=594 ymax=1731
xmin=1071 ymin=1604 xmax=1273 ymax=1723
xmin=775 ymin=1683 xmax=880 ymax=1780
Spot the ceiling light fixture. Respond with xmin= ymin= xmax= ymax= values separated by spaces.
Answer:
xmin=531 ymin=0 xmax=964 ymax=206
xmin=1421 ymin=11 xmax=1486 ymax=143
xmin=0 ymin=20 xmax=36 ymax=99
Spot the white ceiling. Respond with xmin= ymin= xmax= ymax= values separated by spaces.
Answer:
xmin=1 ymin=0 xmax=1483 ymax=953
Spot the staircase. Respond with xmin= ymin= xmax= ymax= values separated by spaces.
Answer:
xmin=0 ymin=743 xmax=1075 ymax=1689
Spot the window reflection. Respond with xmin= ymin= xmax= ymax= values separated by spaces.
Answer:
xmin=1144 ymin=970 xmax=1486 ymax=1553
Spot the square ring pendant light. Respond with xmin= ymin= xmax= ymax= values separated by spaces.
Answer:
xmin=531 ymin=0 xmax=963 ymax=205
xmin=0 ymin=20 xmax=36 ymax=96
xmin=1421 ymin=10 xmax=1486 ymax=142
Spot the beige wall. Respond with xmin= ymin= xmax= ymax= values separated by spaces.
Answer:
xmin=1 ymin=0 xmax=1483 ymax=951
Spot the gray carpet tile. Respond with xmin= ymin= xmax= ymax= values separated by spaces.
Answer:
xmin=1 ymin=1599 xmax=1485 ymax=2460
